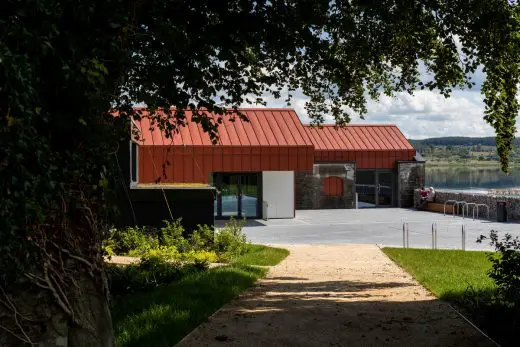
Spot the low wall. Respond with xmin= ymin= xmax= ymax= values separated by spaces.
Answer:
xmin=414 ymin=189 xmax=520 ymax=221
xmin=397 ymin=161 xmax=425 ymax=208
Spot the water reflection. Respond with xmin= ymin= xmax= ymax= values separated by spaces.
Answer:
xmin=426 ymin=166 xmax=520 ymax=191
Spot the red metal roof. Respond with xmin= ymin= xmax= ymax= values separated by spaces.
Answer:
xmin=134 ymin=108 xmax=314 ymax=147
xmin=132 ymin=109 xmax=418 ymax=180
xmin=304 ymin=125 xmax=414 ymax=151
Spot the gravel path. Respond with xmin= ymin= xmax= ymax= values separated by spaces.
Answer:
xmin=177 ymin=244 xmax=494 ymax=347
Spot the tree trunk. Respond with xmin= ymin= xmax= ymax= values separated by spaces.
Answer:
xmin=1 ymin=267 xmax=113 ymax=347
xmin=67 ymin=269 xmax=113 ymax=347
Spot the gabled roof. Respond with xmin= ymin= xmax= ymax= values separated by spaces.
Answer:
xmin=134 ymin=108 xmax=313 ymax=147
xmin=304 ymin=124 xmax=414 ymax=151
xmin=133 ymin=108 xmax=415 ymax=152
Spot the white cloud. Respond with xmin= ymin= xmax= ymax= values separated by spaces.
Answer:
xmin=242 ymin=88 xmax=520 ymax=139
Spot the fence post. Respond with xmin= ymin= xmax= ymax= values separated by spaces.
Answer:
xmin=403 ymin=222 xmax=406 ymax=248
xmin=432 ymin=223 xmax=435 ymax=249
xmin=462 ymin=225 xmax=466 ymax=251
xmin=406 ymin=222 xmax=410 ymax=248
xmin=435 ymin=223 xmax=437 ymax=249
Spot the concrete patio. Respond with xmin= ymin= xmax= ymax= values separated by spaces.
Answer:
xmin=219 ymin=208 xmax=520 ymax=251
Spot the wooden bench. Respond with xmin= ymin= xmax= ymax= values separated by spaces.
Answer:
xmin=426 ymin=202 xmax=454 ymax=214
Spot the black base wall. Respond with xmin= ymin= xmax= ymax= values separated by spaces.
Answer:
xmin=117 ymin=188 xmax=215 ymax=231
xmin=115 ymin=140 xmax=215 ymax=232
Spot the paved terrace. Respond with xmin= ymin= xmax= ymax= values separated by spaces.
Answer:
xmin=219 ymin=209 xmax=520 ymax=251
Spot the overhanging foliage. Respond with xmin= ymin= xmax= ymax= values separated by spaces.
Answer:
xmin=0 ymin=0 xmax=519 ymax=345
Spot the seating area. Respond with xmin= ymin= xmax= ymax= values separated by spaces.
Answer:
xmin=425 ymin=202 xmax=453 ymax=214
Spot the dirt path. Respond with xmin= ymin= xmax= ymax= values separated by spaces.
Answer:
xmin=177 ymin=244 xmax=493 ymax=347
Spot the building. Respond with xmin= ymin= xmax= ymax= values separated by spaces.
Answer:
xmin=121 ymin=108 xmax=424 ymax=228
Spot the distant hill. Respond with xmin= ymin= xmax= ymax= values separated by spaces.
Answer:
xmin=409 ymin=136 xmax=520 ymax=147
xmin=407 ymin=136 xmax=520 ymax=163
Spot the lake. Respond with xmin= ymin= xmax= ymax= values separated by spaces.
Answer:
xmin=426 ymin=166 xmax=520 ymax=191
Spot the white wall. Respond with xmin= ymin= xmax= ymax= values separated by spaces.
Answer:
xmin=262 ymin=171 xmax=294 ymax=218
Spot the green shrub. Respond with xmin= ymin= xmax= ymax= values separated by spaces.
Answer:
xmin=142 ymin=246 xmax=180 ymax=261
xmin=107 ymin=257 xmax=200 ymax=295
xmin=106 ymin=226 xmax=158 ymax=256
xmin=160 ymin=219 xmax=191 ymax=252
xmin=214 ymin=218 xmax=249 ymax=262
xmin=105 ymin=219 xmax=248 ymax=264
xmin=179 ymin=250 xmax=218 ymax=268
xmin=190 ymin=224 xmax=215 ymax=250
xmin=140 ymin=246 xmax=217 ymax=268
xmin=478 ymin=230 xmax=520 ymax=305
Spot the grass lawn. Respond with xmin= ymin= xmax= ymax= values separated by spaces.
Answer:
xmin=234 ymin=244 xmax=290 ymax=266
xmin=382 ymin=248 xmax=494 ymax=302
xmin=382 ymin=248 xmax=520 ymax=346
xmin=112 ymin=245 xmax=289 ymax=347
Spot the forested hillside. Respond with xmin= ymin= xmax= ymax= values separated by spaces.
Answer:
xmin=410 ymin=137 xmax=520 ymax=147
xmin=409 ymin=137 xmax=520 ymax=165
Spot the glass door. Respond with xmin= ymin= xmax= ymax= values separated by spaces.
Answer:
xmin=356 ymin=170 xmax=394 ymax=207
xmin=377 ymin=171 xmax=393 ymax=206
xmin=214 ymin=173 xmax=260 ymax=218
xmin=356 ymin=170 xmax=377 ymax=208
xmin=240 ymin=174 xmax=259 ymax=217
xmin=220 ymin=175 xmax=240 ymax=217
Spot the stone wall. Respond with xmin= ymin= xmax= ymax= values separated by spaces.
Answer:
xmin=397 ymin=162 xmax=425 ymax=208
xmin=295 ymin=163 xmax=356 ymax=209
xmin=414 ymin=189 xmax=520 ymax=221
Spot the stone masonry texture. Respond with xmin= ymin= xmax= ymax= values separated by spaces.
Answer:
xmin=398 ymin=162 xmax=426 ymax=208
xmin=296 ymin=163 xmax=356 ymax=209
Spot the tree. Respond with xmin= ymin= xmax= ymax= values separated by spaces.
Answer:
xmin=1 ymin=0 xmax=518 ymax=345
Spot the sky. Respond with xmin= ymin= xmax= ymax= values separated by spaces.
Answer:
xmin=241 ymin=72 xmax=520 ymax=140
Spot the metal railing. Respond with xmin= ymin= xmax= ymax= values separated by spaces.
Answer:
xmin=444 ymin=200 xmax=457 ymax=215
xmin=443 ymin=200 xmax=489 ymax=221
xmin=463 ymin=203 xmax=477 ymax=220
xmin=453 ymin=201 xmax=467 ymax=218
xmin=402 ymin=222 xmax=466 ymax=250
xmin=473 ymin=204 xmax=490 ymax=220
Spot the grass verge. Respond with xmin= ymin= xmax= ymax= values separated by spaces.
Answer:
xmin=382 ymin=248 xmax=520 ymax=346
xmin=382 ymin=248 xmax=494 ymax=302
xmin=112 ymin=245 xmax=289 ymax=347
xmin=234 ymin=244 xmax=290 ymax=266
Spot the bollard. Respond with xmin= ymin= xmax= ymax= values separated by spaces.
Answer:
xmin=403 ymin=223 xmax=406 ymax=248
xmin=432 ymin=223 xmax=435 ymax=249
xmin=462 ymin=225 xmax=466 ymax=251
xmin=435 ymin=223 xmax=437 ymax=249
xmin=406 ymin=223 xmax=410 ymax=248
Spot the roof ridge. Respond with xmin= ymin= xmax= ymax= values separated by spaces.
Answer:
xmin=131 ymin=106 xmax=296 ymax=112
xmin=303 ymin=124 xmax=398 ymax=127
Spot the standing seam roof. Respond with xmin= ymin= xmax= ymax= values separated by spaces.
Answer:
xmin=132 ymin=108 xmax=414 ymax=151
xmin=305 ymin=125 xmax=414 ymax=151
xmin=135 ymin=109 xmax=314 ymax=147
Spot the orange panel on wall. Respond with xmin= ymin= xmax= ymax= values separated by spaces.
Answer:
xmin=241 ymin=147 xmax=252 ymax=171
xmin=182 ymin=147 xmax=193 ymax=183
xmin=288 ymin=148 xmax=298 ymax=171
xmin=261 ymin=148 xmax=270 ymax=171
xmin=270 ymin=147 xmax=279 ymax=170
xmin=212 ymin=147 xmax=223 ymax=172
xmin=232 ymin=147 xmax=242 ymax=171
xmin=222 ymin=148 xmax=232 ymax=172
xmin=251 ymin=147 xmax=262 ymax=171
xmin=279 ymin=147 xmax=289 ymax=170
xmin=323 ymin=176 xmax=344 ymax=196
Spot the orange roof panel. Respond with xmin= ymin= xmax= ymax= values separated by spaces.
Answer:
xmin=134 ymin=108 xmax=313 ymax=147
xmin=303 ymin=124 xmax=415 ymax=152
